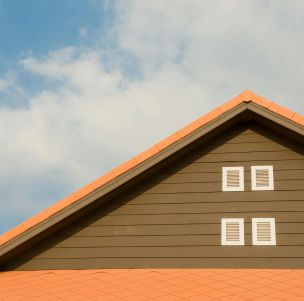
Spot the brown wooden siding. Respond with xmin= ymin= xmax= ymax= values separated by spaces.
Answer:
xmin=4 ymin=124 xmax=304 ymax=270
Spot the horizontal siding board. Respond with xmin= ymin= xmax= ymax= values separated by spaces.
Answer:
xmin=138 ymin=180 xmax=304 ymax=194
xmin=108 ymin=201 xmax=304 ymax=215
xmin=30 ymin=246 xmax=304 ymax=259
xmin=49 ymin=235 xmax=222 ymax=248
xmin=63 ymin=224 xmax=222 ymax=236
xmin=194 ymin=151 xmax=303 ymax=163
xmin=13 ymin=257 xmax=304 ymax=270
xmin=222 ymin=128 xmax=302 ymax=145
xmin=225 ymin=133 xmax=274 ymax=144
xmin=49 ymin=234 xmax=304 ymax=248
xmin=176 ymin=160 xmax=304 ymax=173
xmin=79 ymin=212 xmax=304 ymax=226
xmin=125 ymin=191 xmax=304 ymax=204
xmin=211 ymin=142 xmax=288 ymax=153
xmin=155 ymin=170 xmax=304 ymax=184
xmin=154 ymin=170 xmax=304 ymax=184
xmin=61 ymin=222 xmax=304 ymax=237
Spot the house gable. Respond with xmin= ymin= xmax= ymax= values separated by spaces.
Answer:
xmin=0 ymin=90 xmax=303 ymax=269
xmin=2 ymin=120 xmax=304 ymax=270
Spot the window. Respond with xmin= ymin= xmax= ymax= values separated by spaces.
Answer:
xmin=252 ymin=218 xmax=276 ymax=245
xmin=251 ymin=166 xmax=274 ymax=191
xmin=221 ymin=218 xmax=244 ymax=245
xmin=222 ymin=167 xmax=244 ymax=191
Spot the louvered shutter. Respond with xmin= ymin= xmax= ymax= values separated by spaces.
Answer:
xmin=227 ymin=170 xmax=240 ymax=188
xmin=221 ymin=218 xmax=244 ymax=245
xmin=222 ymin=167 xmax=244 ymax=191
xmin=252 ymin=218 xmax=276 ymax=245
xmin=251 ymin=166 xmax=274 ymax=190
xmin=226 ymin=221 xmax=240 ymax=241
xmin=256 ymin=169 xmax=270 ymax=187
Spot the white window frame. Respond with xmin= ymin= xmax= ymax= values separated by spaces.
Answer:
xmin=222 ymin=167 xmax=244 ymax=191
xmin=252 ymin=218 xmax=276 ymax=245
xmin=221 ymin=218 xmax=244 ymax=245
xmin=251 ymin=166 xmax=274 ymax=191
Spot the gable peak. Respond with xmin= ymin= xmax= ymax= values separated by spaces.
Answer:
xmin=241 ymin=89 xmax=253 ymax=102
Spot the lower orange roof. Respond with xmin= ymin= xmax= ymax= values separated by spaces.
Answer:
xmin=1 ymin=269 xmax=304 ymax=300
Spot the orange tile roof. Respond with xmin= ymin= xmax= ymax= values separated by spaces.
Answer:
xmin=1 ymin=269 xmax=304 ymax=300
xmin=0 ymin=90 xmax=303 ymax=247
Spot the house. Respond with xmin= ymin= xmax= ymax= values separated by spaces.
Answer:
xmin=0 ymin=90 xmax=304 ymax=300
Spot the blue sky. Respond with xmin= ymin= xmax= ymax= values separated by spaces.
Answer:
xmin=0 ymin=1 xmax=303 ymax=234
xmin=0 ymin=1 xmax=113 ymax=104
xmin=0 ymin=1 xmax=105 ymax=63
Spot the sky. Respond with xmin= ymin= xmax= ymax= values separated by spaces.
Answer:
xmin=0 ymin=0 xmax=303 ymax=234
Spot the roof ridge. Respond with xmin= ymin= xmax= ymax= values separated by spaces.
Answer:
xmin=241 ymin=89 xmax=253 ymax=102
xmin=0 ymin=90 xmax=303 ymax=247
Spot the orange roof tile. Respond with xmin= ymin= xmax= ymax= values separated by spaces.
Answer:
xmin=0 ymin=89 xmax=303 ymax=248
xmin=1 ymin=269 xmax=304 ymax=300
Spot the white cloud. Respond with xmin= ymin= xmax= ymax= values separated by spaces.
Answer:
xmin=116 ymin=0 xmax=304 ymax=110
xmin=1 ymin=0 xmax=304 ymax=232
xmin=14 ymin=48 xmax=208 ymax=185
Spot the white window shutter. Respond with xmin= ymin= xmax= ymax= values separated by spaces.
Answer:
xmin=252 ymin=218 xmax=276 ymax=245
xmin=251 ymin=166 xmax=274 ymax=190
xmin=222 ymin=167 xmax=244 ymax=191
xmin=221 ymin=218 xmax=244 ymax=245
